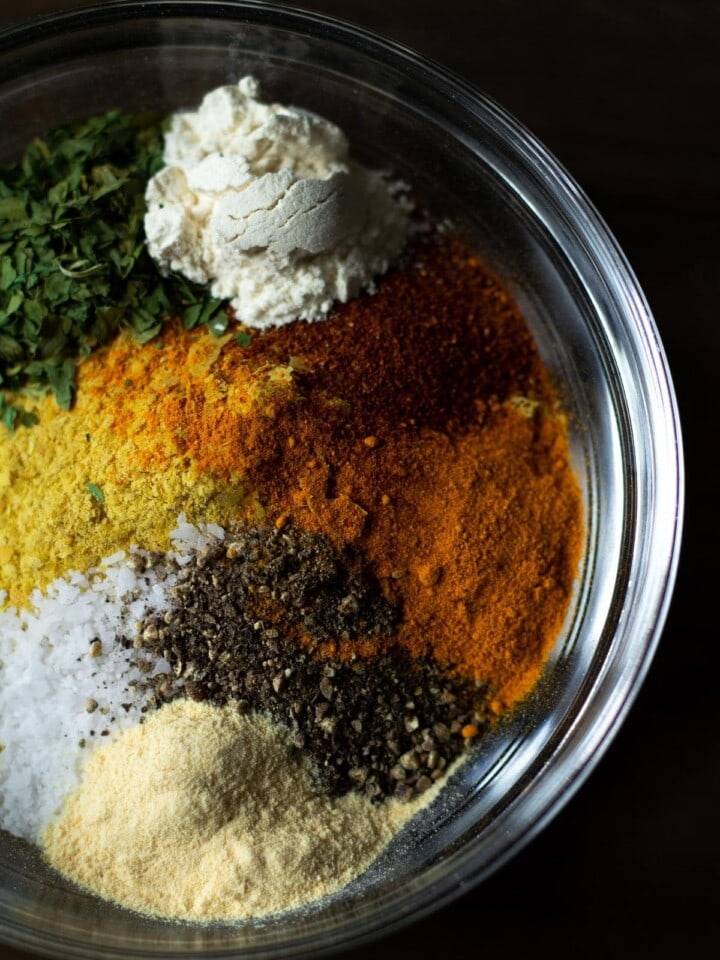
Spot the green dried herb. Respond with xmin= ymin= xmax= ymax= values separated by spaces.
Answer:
xmin=0 ymin=109 xmax=226 ymax=411
xmin=0 ymin=393 xmax=38 ymax=432
xmin=86 ymin=482 xmax=105 ymax=503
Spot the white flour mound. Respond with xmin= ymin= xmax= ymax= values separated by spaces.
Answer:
xmin=0 ymin=516 xmax=224 ymax=842
xmin=144 ymin=76 xmax=409 ymax=329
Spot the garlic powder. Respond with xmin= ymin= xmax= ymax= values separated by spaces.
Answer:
xmin=144 ymin=77 xmax=409 ymax=329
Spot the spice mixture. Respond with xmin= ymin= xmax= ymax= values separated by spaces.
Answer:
xmin=0 ymin=80 xmax=583 ymax=923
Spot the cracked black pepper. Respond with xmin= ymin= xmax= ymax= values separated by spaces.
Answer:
xmin=135 ymin=524 xmax=492 ymax=801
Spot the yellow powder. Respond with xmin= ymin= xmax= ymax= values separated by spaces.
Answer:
xmin=42 ymin=700 xmax=437 ymax=921
xmin=0 ymin=328 xmax=296 ymax=607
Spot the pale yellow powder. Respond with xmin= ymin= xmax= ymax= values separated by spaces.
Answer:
xmin=42 ymin=700 xmax=438 ymax=922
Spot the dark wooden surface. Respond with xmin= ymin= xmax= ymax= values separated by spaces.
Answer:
xmin=0 ymin=1 xmax=717 ymax=958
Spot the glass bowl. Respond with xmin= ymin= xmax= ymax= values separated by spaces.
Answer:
xmin=0 ymin=1 xmax=683 ymax=957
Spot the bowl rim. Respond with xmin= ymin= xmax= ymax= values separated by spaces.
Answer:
xmin=0 ymin=2 xmax=684 ymax=957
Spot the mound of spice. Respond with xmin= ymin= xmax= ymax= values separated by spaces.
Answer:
xmin=42 ymin=699 xmax=437 ymax=923
xmin=0 ymin=513 xmax=475 ymax=920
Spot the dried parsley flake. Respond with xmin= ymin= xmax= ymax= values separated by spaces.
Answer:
xmin=0 ymin=109 xmax=226 ymax=411
xmin=86 ymin=483 xmax=105 ymax=503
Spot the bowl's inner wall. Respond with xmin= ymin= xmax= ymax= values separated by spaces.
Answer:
xmin=0 ymin=11 xmax=630 ymax=958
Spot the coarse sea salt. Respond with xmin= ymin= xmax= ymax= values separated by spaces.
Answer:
xmin=0 ymin=516 xmax=225 ymax=843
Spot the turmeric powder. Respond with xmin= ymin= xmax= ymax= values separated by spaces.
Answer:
xmin=0 ymin=234 xmax=582 ymax=710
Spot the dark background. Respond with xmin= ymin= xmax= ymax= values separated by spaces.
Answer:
xmin=0 ymin=0 xmax=717 ymax=957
